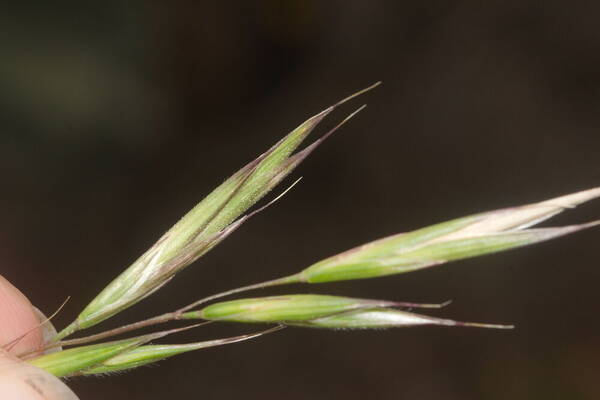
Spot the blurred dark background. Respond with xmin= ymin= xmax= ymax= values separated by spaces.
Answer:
xmin=1 ymin=1 xmax=600 ymax=399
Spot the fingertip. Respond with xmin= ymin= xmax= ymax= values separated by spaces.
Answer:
xmin=0 ymin=275 xmax=43 ymax=354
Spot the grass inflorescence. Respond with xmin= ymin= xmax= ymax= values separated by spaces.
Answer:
xmin=5 ymin=82 xmax=598 ymax=379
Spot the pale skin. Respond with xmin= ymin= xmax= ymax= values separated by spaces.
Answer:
xmin=0 ymin=275 xmax=78 ymax=400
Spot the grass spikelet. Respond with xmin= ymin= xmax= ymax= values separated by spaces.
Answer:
xmin=82 ymin=326 xmax=284 ymax=375
xmin=298 ymin=188 xmax=600 ymax=283
xmin=184 ymin=294 xmax=511 ymax=331
xmin=56 ymin=84 xmax=378 ymax=339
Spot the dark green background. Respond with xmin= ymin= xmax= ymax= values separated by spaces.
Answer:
xmin=1 ymin=2 xmax=599 ymax=399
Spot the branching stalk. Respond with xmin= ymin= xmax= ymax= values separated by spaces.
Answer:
xmin=44 ymin=274 xmax=301 ymax=351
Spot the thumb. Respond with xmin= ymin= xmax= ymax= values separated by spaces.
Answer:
xmin=0 ymin=274 xmax=79 ymax=399
xmin=0 ymin=349 xmax=79 ymax=400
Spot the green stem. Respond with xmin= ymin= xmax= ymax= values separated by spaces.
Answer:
xmin=177 ymin=273 xmax=302 ymax=313
xmin=53 ymin=321 xmax=79 ymax=342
